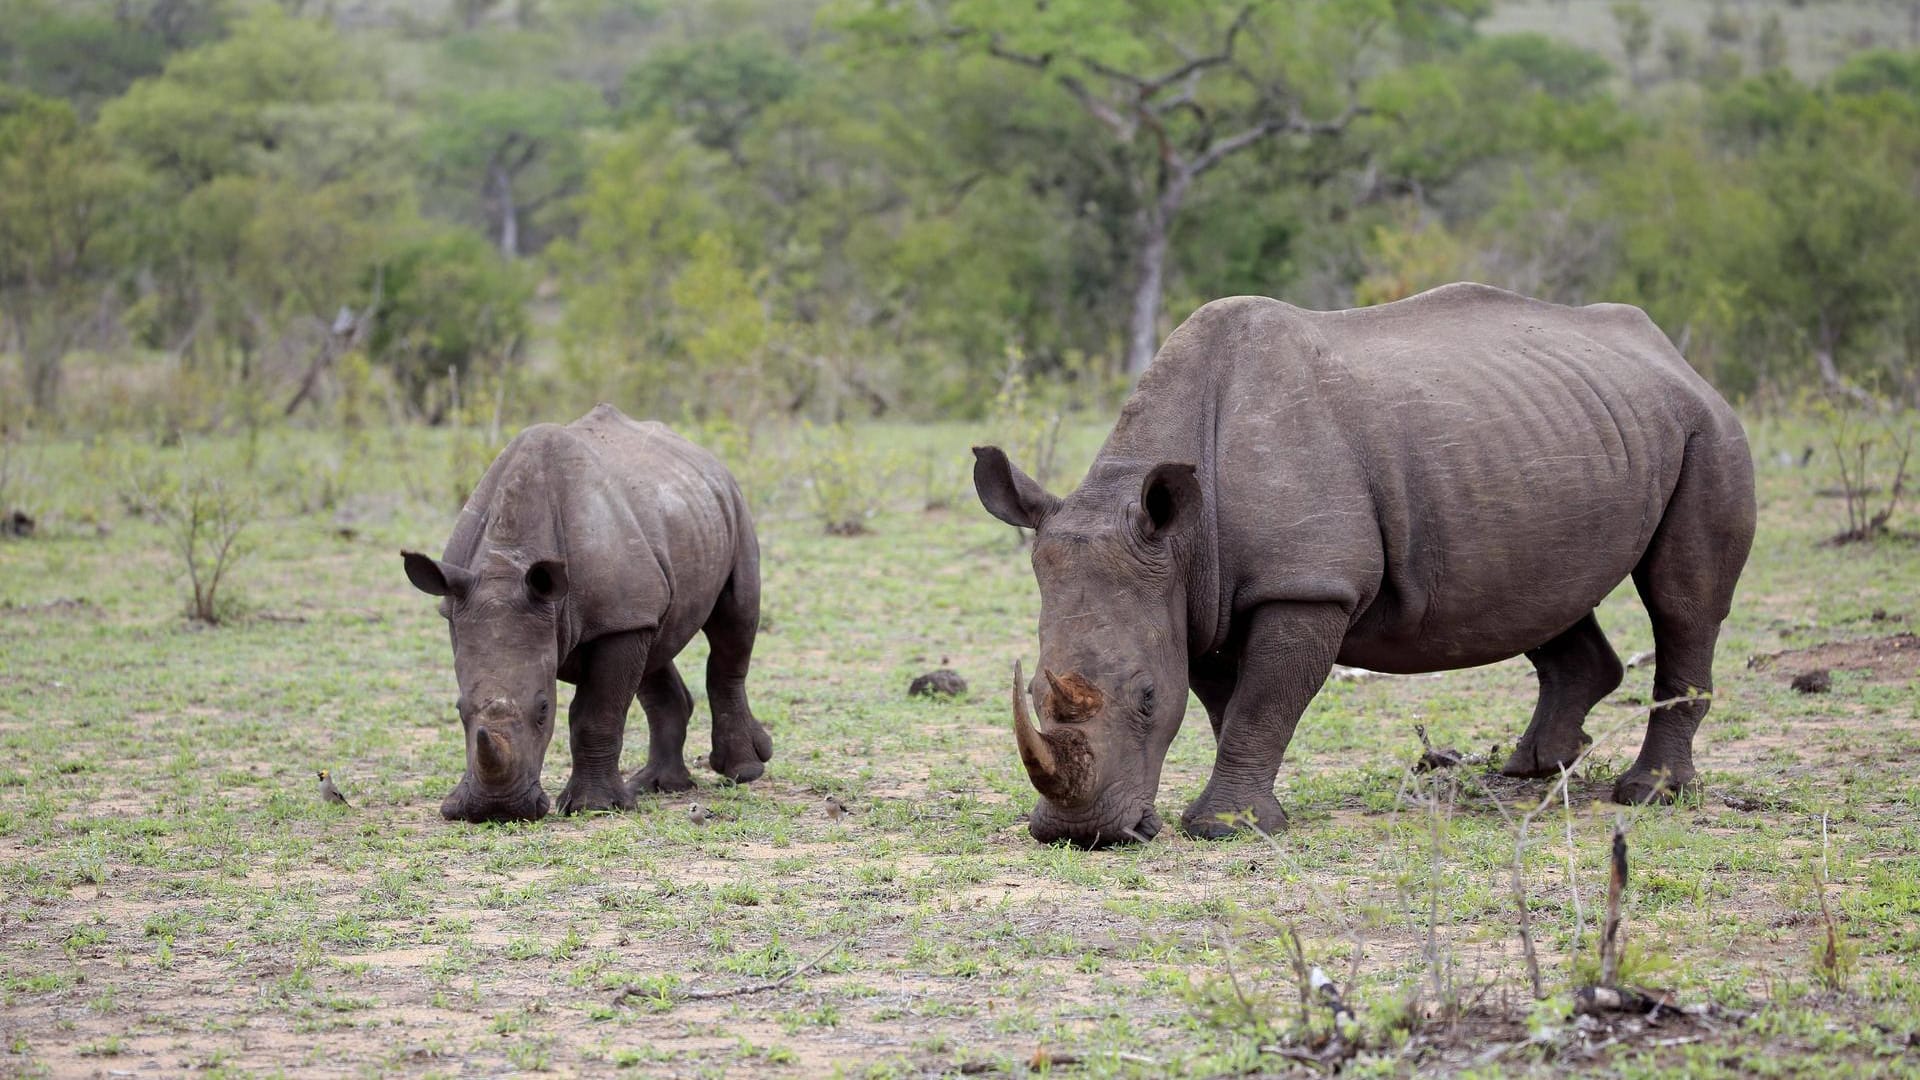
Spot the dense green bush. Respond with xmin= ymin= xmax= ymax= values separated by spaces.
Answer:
xmin=366 ymin=228 xmax=532 ymax=421
xmin=3 ymin=0 xmax=1919 ymax=426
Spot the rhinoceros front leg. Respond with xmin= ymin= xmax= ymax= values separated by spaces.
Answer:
xmin=556 ymin=631 xmax=646 ymax=815
xmin=1189 ymin=650 xmax=1239 ymax=743
xmin=1181 ymin=602 xmax=1349 ymax=840
xmin=630 ymin=662 xmax=696 ymax=794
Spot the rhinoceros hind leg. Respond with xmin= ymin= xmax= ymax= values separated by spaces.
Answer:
xmin=557 ymin=631 xmax=645 ymax=815
xmin=1612 ymin=612 xmax=1713 ymax=805
xmin=705 ymin=556 xmax=772 ymax=783
xmin=1612 ymin=438 xmax=1754 ymax=805
xmin=630 ymin=662 xmax=696 ymax=794
xmin=1502 ymin=611 xmax=1621 ymax=778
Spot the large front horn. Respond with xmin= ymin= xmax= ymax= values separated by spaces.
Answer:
xmin=1013 ymin=661 xmax=1093 ymax=804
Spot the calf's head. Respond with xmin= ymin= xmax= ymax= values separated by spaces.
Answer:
xmin=973 ymin=446 xmax=1201 ymax=848
xmin=402 ymin=551 xmax=567 ymax=823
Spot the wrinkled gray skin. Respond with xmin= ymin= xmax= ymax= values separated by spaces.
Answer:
xmin=403 ymin=404 xmax=770 ymax=823
xmin=977 ymin=284 xmax=1755 ymax=848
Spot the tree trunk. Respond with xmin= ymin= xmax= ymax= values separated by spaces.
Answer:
xmin=490 ymin=161 xmax=519 ymax=259
xmin=1125 ymin=206 xmax=1169 ymax=378
xmin=1814 ymin=311 xmax=1845 ymax=393
xmin=25 ymin=343 xmax=60 ymax=417
xmin=18 ymin=305 xmax=68 ymax=416
xmin=1815 ymin=310 xmax=1876 ymax=406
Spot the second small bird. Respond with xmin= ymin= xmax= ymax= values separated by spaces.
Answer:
xmin=317 ymin=770 xmax=351 ymax=808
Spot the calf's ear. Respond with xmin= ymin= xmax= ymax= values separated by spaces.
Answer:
xmin=973 ymin=445 xmax=1061 ymax=530
xmin=524 ymin=559 xmax=569 ymax=604
xmin=1137 ymin=462 xmax=1200 ymax=540
xmin=402 ymin=551 xmax=474 ymax=598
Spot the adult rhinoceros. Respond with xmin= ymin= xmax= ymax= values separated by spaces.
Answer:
xmin=975 ymin=283 xmax=1754 ymax=847
xmin=402 ymin=404 xmax=771 ymax=823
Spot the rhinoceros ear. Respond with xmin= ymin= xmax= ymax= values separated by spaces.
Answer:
xmin=1138 ymin=462 xmax=1200 ymax=540
xmin=524 ymin=559 xmax=569 ymax=605
xmin=973 ymin=445 xmax=1061 ymax=530
xmin=402 ymin=551 xmax=474 ymax=598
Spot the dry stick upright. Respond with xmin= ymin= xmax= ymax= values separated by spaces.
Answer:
xmin=1601 ymin=814 xmax=1629 ymax=987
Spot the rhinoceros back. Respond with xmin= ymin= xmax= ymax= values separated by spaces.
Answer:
xmin=448 ymin=403 xmax=751 ymax=656
xmin=1137 ymin=283 xmax=1749 ymax=672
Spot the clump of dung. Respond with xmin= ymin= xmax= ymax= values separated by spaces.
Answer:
xmin=1790 ymin=669 xmax=1832 ymax=694
xmin=909 ymin=669 xmax=968 ymax=698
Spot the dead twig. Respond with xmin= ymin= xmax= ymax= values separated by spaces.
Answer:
xmin=1509 ymin=821 xmax=1544 ymax=1000
xmin=1245 ymin=818 xmax=1368 ymax=1011
xmin=1413 ymin=722 xmax=1480 ymax=771
xmin=1561 ymin=763 xmax=1586 ymax=953
xmin=614 ymin=934 xmax=850 ymax=1005
xmin=1284 ymin=926 xmax=1312 ymax=1030
xmin=1814 ymin=810 xmax=1850 ymax=990
xmin=1600 ymin=813 xmax=1628 ymax=987
xmin=1212 ymin=924 xmax=1261 ymax=1029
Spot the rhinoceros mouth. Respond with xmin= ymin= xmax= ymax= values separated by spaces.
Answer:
xmin=440 ymin=778 xmax=550 ymax=823
xmin=1029 ymin=797 xmax=1162 ymax=849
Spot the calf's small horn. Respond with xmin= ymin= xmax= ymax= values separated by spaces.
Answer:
xmin=1013 ymin=661 xmax=1090 ymax=804
xmin=474 ymin=725 xmax=511 ymax=779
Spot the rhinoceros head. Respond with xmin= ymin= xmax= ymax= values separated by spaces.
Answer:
xmin=973 ymin=446 xmax=1201 ymax=848
xmin=403 ymin=550 xmax=567 ymax=823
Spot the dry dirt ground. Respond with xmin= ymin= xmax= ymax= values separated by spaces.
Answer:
xmin=1 ymin=422 xmax=1918 ymax=1078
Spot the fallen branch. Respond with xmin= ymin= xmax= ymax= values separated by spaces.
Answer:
xmin=1572 ymin=984 xmax=1673 ymax=1016
xmin=956 ymin=1049 xmax=1155 ymax=1075
xmin=613 ymin=934 xmax=850 ymax=1005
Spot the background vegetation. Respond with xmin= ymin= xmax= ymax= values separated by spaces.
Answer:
xmin=3 ymin=0 xmax=1920 ymax=432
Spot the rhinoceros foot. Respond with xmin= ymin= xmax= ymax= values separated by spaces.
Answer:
xmin=1610 ymin=763 xmax=1696 ymax=805
xmin=1180 ymin=789 xmax=1287 ymax=840
xmin=556 ymin=774 xmax=637 ymax=816
xmin=709 ymin=715 xmax=774 ymax=784
xmin=1500 ymin=730 xmax=1592 ymax=779
xmin=631 ymin=761 xmax=696 ymax=794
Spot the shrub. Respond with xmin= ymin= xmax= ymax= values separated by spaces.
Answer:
xmin=136 ymin=470 xmax=257 ymax=624
xmin=795 ymin=422 xmax=902 ymax=535
xmin=365 ymin=227 xmax=532 ymax=423
xmin=1816 ymin=401 xmax=1915 ymax=544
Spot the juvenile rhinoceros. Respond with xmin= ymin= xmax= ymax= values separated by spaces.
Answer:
xmin=976 ymin=284 xmax=1755 ymax=847
xmin=402 ymin=404 xmax=770 ymax=822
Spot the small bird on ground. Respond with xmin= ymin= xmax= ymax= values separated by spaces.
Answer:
xmin=688 ymin=802 xmax=714 ymax=826
xmin=824 ymin=795 xmax=849 ymax=823
xmin=317 ymin=770 xmax=351 ymax=807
